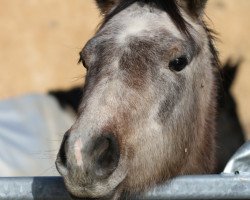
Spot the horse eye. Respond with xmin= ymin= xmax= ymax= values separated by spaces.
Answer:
xmin=169 ymin=55 xmax=188 ymax=72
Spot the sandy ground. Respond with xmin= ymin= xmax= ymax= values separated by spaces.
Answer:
xmin=0 ymin=0 xmax=250 ymax=138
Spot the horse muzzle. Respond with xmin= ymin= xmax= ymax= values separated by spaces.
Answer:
xmin=55 ymin=130 xmax=125 ymax=199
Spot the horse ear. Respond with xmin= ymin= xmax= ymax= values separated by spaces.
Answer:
xmin=177 ymin=0 xmax=208 ymax=18
xmin=95 ymin=0 xmax=120 ymax=15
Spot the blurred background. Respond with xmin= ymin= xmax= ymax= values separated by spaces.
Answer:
xmin=0 ymin=0 xmax=250 ymax=138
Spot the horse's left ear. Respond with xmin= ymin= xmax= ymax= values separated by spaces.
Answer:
xmin=177 ymin=0 xmax=208 ymax=18
xmin=95 ymin=0 xmax=120 ymax=15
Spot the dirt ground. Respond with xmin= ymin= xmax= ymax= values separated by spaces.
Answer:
xmin=1 ymin=0 xmax=250 ymax=138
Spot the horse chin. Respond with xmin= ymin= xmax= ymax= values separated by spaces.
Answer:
xmin=64 ymin=181 xmax=121 ymax=200
xmin=68 ymin=190 xmax=119 ymax=200
xmin=63 ymin=162 xmax=128 ymax=200
xmin=63 ymin=178 xmax=124 ymax=200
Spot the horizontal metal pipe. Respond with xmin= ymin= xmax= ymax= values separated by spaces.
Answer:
xmin=0 ymin=174 xmax=250 ymax=200
xmin=140 ymin=174 xmax=250 ymax=199
xmin=0 ymin=177 xmax=70 ymax=200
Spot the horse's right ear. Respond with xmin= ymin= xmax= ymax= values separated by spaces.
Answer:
xmin=95 ymin=0 xmax=120 ymax=15
xmin=177 ymin=0 xmax=208 ymax=18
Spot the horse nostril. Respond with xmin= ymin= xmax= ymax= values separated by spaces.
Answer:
xmin=56 ymin=131 xmax=70 ymax=175
xmin=91 ymin=134 xmax=120 ymax=177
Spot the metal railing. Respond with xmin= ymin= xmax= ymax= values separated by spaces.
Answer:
xmin=1 ymin=173 xmax=250 ymax=200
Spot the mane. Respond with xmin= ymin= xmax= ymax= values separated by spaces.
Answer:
xmin=100 ymin=0 xmax=190 ymax=38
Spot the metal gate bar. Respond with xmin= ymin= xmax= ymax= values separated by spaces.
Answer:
xmin=0 ymin=174 xmax=250 ymax=200
xmin=140 ymin=174 xmax=250 ymax=199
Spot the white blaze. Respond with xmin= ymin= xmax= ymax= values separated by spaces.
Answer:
xmin=117 ymin=18 xmax=148 ymax=43
xmin=74 ymin=138 xmax=83 ymax=166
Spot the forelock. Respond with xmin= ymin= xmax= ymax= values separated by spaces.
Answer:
xmin=100 ymin=0 xmax=191 ymax=38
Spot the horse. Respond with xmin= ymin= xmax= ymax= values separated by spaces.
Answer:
xmin=51 ymin=60 xmax=246 ymax=174
xmin=55 ymin=0 xmax=220 ymax=199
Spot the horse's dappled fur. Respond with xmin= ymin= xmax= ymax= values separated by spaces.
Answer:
xmin=51 ymin=61 xmax=246 ymax=175
xmin=56 ymin=0 xmax=220 ymax=199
